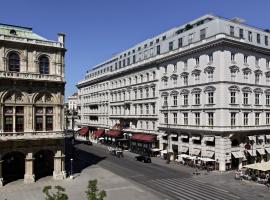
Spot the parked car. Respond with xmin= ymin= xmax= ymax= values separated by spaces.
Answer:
xmin=135 ymin=155 xmax=151 ymax=163
xmin=80 ymin=140 xmax=92 ymax=145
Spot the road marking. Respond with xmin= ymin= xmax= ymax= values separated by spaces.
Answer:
xmin=106 ymin=186 xmax=144 ymax=193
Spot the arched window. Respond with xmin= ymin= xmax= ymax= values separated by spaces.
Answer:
xmin=39 ymin=56 xmax=49 ymax=74
xmin=8 ymin=52 xmax=20 ymax=72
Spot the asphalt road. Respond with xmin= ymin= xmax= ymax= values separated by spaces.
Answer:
xmin=72 ymin=143 xmax=244 ymax=200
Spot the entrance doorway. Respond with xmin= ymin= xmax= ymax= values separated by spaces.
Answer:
xmin=2 ymin=151 xmax=25 ymax=184
xmin=34 ymin=150 xmax=54 ymax=180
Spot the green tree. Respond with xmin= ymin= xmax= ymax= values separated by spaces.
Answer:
xmin=85 ymin=179 xmax=106 ymax=200
xmin=43 ymin=185 xmax=69 ymax=200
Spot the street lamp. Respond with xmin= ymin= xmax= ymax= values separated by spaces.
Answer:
xmin=70 ymin=158 xmax=74 ymax=179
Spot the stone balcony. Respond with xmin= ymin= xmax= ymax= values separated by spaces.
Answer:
xmin=0 ymin=130 xmax=65 ymax=141
xmin=0 ymin=71 xmax=64 ymax=82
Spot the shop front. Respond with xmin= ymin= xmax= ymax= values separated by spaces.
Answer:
xmin=104 ymin=130 xmax=123 ymax=147
xmin=130 ymin=133 xmax=156 ymax=156
xmin=92 ymin=129 xmax=105 ymax=143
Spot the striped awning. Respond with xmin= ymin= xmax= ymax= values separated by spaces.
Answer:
xmin=247 ymin=150 xmax=256 ymax=156
xmin=180 ymin=146 xmax=189 ymax=153
xmin=191 ymin=148 xmax=201 ymax=156
xmin=180 ymin=135 xmax=188 ymax=139
xmin=201 ymin=151 xmax=215 ymax=158
xmin=204 ymin=136 xmax=214 ymax=142
xmin=191 ymin=136 xmax=200 ymax=140
xmin=265 ymin=148 xmax=270 ymax=153
xmin=257 ymin=149 xmax=265 ymax=155
xmin=232 ymin=151 xmax=245 ymax=158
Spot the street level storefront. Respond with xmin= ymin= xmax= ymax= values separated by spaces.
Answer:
xmin=104 ymin=130 xmax=123 ymax=147
xmin=76 ymin=126 xmax=90 ymax=140
xmin=130 ymin=133 xmax=157 ymax=156
xmin=92 ymin=129 xmax=105 ymax=143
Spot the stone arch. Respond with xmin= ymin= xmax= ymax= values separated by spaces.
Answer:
xmin=2 ymin=151 xmax=25 ymax=184
xmin=34 ymin=149 xmax=54 ymax=180
xmin=32 ymin=91 xmax=55 ymax=104
xmin=4 ymin=49 xmax=22 ymax=59
xmin=1 ymin=90 xmax=28 ymax=104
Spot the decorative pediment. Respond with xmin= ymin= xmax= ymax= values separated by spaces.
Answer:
xmin=254 ymin=69 xmax=263 ymax=75
xmin=253 ymin=88 xmax=263 ymax=94
xmin=228 ymin=85 xmax=240 ymax=92
xmin=242 ymin=87 xmax=252 ymax=93
xmin=149 ymin=83 xmax=156 ymax=88
xmin=170 ymin=74 xmax=178 ymax=79
xmin=204 ymin=86 xmax=216 ymax=92
xmin=191 ymin=88 xmax=202 ymax=93
xmin=161 ymin=76 xmax=168 ymax=81
xmin=242 ymin=67 xmax=252 ymax=74
xmin=161 ymin=91 xmax=169 ymax=96
xmin=3 ymin=91 xmax=26 ymax=103
xmin=34 ymin=92 xmax=54 ymax=104
xmin=204 ymin=66 xmax=215 ymax=73
xmin=180 ymin=72 xmax=189 ymax=77
xmin=229 ymin=65 xmax=240 ymax=72
xmin=170 ymin=90 xmax=179 ymax=96
xmin=180 ymin=89 xmax=190 ymax=95
xmin=191 ymin=69 xmax=201 ymax=75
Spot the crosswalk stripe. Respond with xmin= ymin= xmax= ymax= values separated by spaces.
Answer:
xmin=154 ymin=178 xmax=235 ymax=200
xmin=150 ymin=178 xmax=240 ymax=200
xmin=150 ymin=179 xmax=219 ymax=200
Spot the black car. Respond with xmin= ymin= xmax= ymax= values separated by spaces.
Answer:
xmin=135 ymin=155 xmax=151 ymax=163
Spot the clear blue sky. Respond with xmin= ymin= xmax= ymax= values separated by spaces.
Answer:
xmin=0 ymin=0 xmax=269 ymax=99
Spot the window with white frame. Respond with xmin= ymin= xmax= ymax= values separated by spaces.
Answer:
xmin=244 ymin=113 xmax=249 ymax=125
xmin=146 ymin=88 xmax=149 ymax=98
xmin=163 ymin=96 xmax=168 ymax=106
xmin=195 ymin=57 xmax=199 ymax=66
xmin=140 ymin=89 xmax=143 ymax=99
xmin=243 ymin=93 xmax=249 ymax=105
xmin=231 ymin=71 xmax=236 ymax=81
xmin=208 ymin=92 xmax=214 ymax=104
xmin=163 ymin=78 xmax=168 ymax=87
xmin=152 ymin=121 xmax=155 ymax=130
xmin=184 ymin=60 xmax=188 ymax=70
xmin=195 ymin=113 xmax=200 ymax=126
xmin=208 ymin=112 xmax=214 ymax=126
xmin=266 ymin=94 xmax=270 ymax=105
xmin=183 ymin=76 xmax=188 ymax=86
xmin=173 ymin=63 xmax=177 ymax=72
xmin=173 ymin=95 xmax=178 ymax=106
xmin=255 ymin=74 xmax=260 ymax=84
xmin=183 ymin=94 xmax=188 ymax=105
xmin=231 ymin=92 xmax=236 ymax=104
xmin=266 ymin=76 xmax=270 ymax=85
xmin=266 ymin=113 xmax=270 ymax=125
xmin=244 ymin=55 xmax=248 ymax=64
xmin=164 ymin=113 xmax=168 ymax=124
xmin=209 ymin=53 xmax=213 ymax=63
xmin=195 ymin=93 xmax=200 ymax=105
xmin=139 ymin=104 xmax=143 ymax=115
xmin=188 ymin=33 xmax=194 ymax=44
xmin=152 ymin=71 xmax=156 ymax=80
xmin=146 ymin=73 xmax=149 ymax=81
xmin=173 ymin=113 xmax=177 ymax=124
xmin=183 ymin=113 xmax=188 ymax=125
xmin=134 ymin=90 xmax=137 ymax=99
xmin=134 ymin=105 xmax=137 ymax=115
xmin=173 ymin=77 xmax=177 ymax=85
xmin=194 ymin=74 xmax=200 ymax=84
xmin=255 ymin=113 xmax=260 ymax=125
xmin=152 ymin=103 xmax=156 ymax=114
xmin=152 ymin=87 xmax=156 ymax=97
xmin=231 ymin=112 xmax=236 ymax=126
xmin=244 ymin=72 xmax=249 ymax=82
xmin=207 ymin=71 xmax=214 ymax=82
xmin=248 ymin=31 xmax=252 ymax=42
xmin=146 ymin=104 xmax=149 ymax=114
xmin=255 ymin=93 xmax=260 ymax=105
xmin=146 ymin=121 xmax=149 ymax=130
xmin=231 ymin=53 xmax=235 ymax=62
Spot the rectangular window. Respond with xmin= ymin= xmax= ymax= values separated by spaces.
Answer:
xmin=200 ymin=28 xmax=206 ymax=40
xmin=208 ymin=92 xmax=214 ymax=104
xmin=183 ymin=113 xmax=188 ymax=125
xmin=152 ymin=87 xmax=156 ymax=97
xmin=140 ymin=104 xmax=143 ymax=115
xmin=169 ymin=41 xmax=173 ymax=51
xmin=231 ymin=53 xmax=235 ymax=61
xmin=257 ymin=33 xmax=261 ymax=43
xmin=231 ymin=113 xmax=236 ymax=126
xmin=195 ymin=93 xmax=200 ymax=105
xmin=255 ymin=74 xmax=260 ymax=84
xmin=133 ymin=55 xmax=136 ymax=63
xmin=140 ymin=89 xmax=143 ymax=99
xmin=178 ymin=38 xmax=183 ymax=48
xmin=267 ymin=60 xmax=270 ymax=68
xmin=152 ymin=104 xmax=156 ymax=114
xmin=15 ymin=116 xmax=24 ymax=132
xmin=146 ymin=121 xmax=149 ymax=130
xmin=208 ymin=71 xmax=214 ymax=82
xmin=194 ymin=74 xmax=200 ymax=84
xmin=152 ymin=121 xmax=156 ymax=130
xmin=35 ymin=116 xmax=43 ymax=131
xmin=255 ymin=113 xmax=260 ymax=125
xmin=243 ymin=93 xmax=249 ymax=105
xmin=156 ymin=45 xmax=160 ymax=55
xmin=230 ymin=26 xmax=234 ymax=36
xmin=244 ymin=113 xmax=249 ymax=125
xmin=173 ymin=113 xmax=177 ymax=124
xmin=195 ymin=113 xmax=200 ymax=125
xmin=184 ymin=60 xmax=188 ymax=69
xmin=163 ymin=96 xmax=168 ymax=106
xmin=4 ymin=116 xmax=13 ymax=132
xmin=266 ymin=94 xmax=270 ymax=105
xmin=239 ymin=28 xmax=244 ymax=39
xmin=164 ymin=113 xmax=168 ymax=124
xmin=255 ymin=93 xmax=260 ymax=105
xmin=208 ymin=113 xmax=214 ymax=126
xmin=183 ymin=76 xmax=188 ymax=86
xmin=231 ymin=71 xmax=236 ymax=81
xmin=266 ymin=113 xmax=270 ymax=125
xmin=146 ymin=104 xmax=149 ymax=114
xmin=183 ymin=95 xmax=188 ymax=105
xmin=173 ymin=95 xmax=177 ymax=106
xmin=46 ymin=116 xmax=53 ymax=131
xmin=146 ymin=88 xmax=149 ymax=98
xmin=196 ymin=57 xmax=199 ymax=65
xmin=188 ymin=33 xmax=194 ymax=44
xmin=265 ymin=36 xmax=269 ymax=46
xmin=244 ymin=55 xmax=248 ymax=64
xmin=209 ymin=53 xmax=213 ymax=63
xmin=134 ymin=105 xmax=137 ymax=115
xmin=248 ymin=31 xmax=252 ymax=42
xmin=255 ymin=57 xmax=259 ymax=66
xmin=134 ymin=90 xmax=137 ymax=99
xmin=231 ymin=92 xmax=236 ymax=104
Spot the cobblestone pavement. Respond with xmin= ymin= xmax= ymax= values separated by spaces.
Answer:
xmin=0 ymin=165 xmax=162 ymax=200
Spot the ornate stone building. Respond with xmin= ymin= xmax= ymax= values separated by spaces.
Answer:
xmin=0 ymin=23 xmax=66 ymax=186
xmin=77 ymin=15 xmax=270 ymax=171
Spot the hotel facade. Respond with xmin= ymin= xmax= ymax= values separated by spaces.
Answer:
xmin=0 ymin=24 xmax=66 ymax=185
xmin=77 ymin=15 xmax=270 ymax=171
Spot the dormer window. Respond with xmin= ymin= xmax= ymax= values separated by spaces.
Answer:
xmin=10 ymin=29 xmax=17 ymax=35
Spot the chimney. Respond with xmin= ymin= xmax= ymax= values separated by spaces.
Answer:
xmin=58 ymin=33 xmax=65 ymax=46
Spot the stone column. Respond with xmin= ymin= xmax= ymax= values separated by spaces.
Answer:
xmin=24 ymin=153 xmax=35 ymax=183
xmin=53 ymin=150 xmax=66 ymax=180
xmin=0 ymin=160 xmax=3 ymax=187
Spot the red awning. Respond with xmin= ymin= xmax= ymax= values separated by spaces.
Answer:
xmin=93 ymin=129 xmax=105 ymax=138
xmin=106 ymin=130 xmax=123 ymax=137
xmin=131 ymin=133 xmax=156 ymax=142
xmin=78 ymin=127 xmax=89 ymax=136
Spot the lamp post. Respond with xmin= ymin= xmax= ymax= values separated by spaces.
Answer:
xmin=70 ymin=158 xmax=74 ymax=179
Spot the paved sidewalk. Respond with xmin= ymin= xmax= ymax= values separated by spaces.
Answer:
xmin=0 ymin=165 xmax=162 ymax=200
